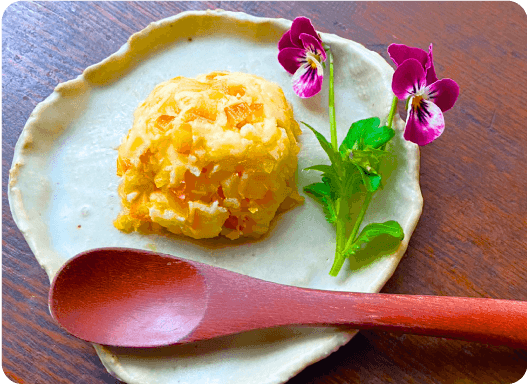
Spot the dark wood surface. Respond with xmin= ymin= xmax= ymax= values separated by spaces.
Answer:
xmin=2 ymin=2 xmax=526 ymax=383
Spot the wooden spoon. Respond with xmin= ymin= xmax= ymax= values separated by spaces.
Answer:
xmin=48 ymin=247 xmax=527 ymax=348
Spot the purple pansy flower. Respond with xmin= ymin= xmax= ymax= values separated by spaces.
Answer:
xmin=388 ymin=43 xmax=438 ymax=85
xmin=388 ymin=43 xmax=459 ymax=146
xmin=278 ymin=17 xmax=327 ymax=98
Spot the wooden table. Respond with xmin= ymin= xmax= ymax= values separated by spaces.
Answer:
xmin=3 ymin=2 xmax=526 ymax=383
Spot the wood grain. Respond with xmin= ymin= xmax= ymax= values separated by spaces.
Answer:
xmin=3 ymin=2 xmax=526 ymax=383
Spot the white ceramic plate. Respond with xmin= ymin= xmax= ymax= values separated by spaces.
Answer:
xmin=8 ymin=10 xmax=423 ymax=384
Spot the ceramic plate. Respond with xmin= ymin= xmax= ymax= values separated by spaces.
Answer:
xmin=8 ymin=10 xmax=423 ymax=384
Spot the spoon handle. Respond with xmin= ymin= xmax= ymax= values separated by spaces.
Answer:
xmin=188 ymin=264 xmax=527 ymax=347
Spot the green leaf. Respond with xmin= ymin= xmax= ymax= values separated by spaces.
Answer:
xmin=302 ymin=122 xmax=340 ymax=166
xmin=341 ymin=162 xmax=364 ymax=196
xmin=304 ymin=164 xmax=342 ymax=199
xmin=322 ymin=199 xmax=337 ymax=224
xmin=351 ymin=148 xmax=386 ymax=172
xmin=303 ymin=182 xmax=330 ymax=201
xmin=321 ymin=173 xmax=340 ymax=200
xmin=357 ymin=166 xmax=382 ymax=192
xmin=344 ymin=221 xmax=404 ymax=260
xmin=303 ymin=182 xmax=337 ymax=224
xmin=339 ymin=117 xmax=380 ymax=154
xmin=340 ymin=118 xmax=395 ymax=155
xmin=304 ymin=164 xmax=334 ymax=174
xmin=350 ymin=148 xmax=387 ymax=192
xmin=363 ymin=125 xmax=395 ymax=149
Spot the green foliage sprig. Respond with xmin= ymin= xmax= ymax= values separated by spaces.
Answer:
xmin=303 ymin=49 xmax=404 ymax=276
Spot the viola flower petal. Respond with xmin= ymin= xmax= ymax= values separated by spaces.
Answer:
xmin=425 ymin=44 xmax=438 ymax=85
xmin=387 ymin=42 xmax=458 ymax=146
xmin=388 ymin=43 xmax=428 ymax=68
xmin=427 ymin=78 xmax=460 ymax=112
xmin=391 ymin=59 xmax=427 ymax=100
xmin=299 ymin=33 xmax=327 ymax=61
xmin=292 ymin=61 xmax=323 ymax=98
xmin=290 ymin=17 xmax=320 ymax=47
xmin=404 ymin=98 xmax=445 ymax=145
xmin=278 ymin=30 xmax=298 ymax=50
xmin=278 ymin=47 xmax=307 ymax=75
xmin=277 ymin=17 xmax=325 ymax=99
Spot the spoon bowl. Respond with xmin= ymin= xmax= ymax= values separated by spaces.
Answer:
xmin=49 ymin=248 xmax=209 ymax=347
xmin=49 ymin=247 xmax=527 ymax=348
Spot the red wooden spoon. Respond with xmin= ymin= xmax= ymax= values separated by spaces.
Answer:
xmin=49 ymin=247 xmax=527 ymax=348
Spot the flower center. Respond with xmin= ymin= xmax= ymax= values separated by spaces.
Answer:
xmin=411 ymin=95 xmax=423 ymax=110
xmin=306 ymin=51 xmax=321 ymax=69
xmin=410 ymin=87 xmax=430 ymax=111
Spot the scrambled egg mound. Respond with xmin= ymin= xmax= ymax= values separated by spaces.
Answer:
xmin=114 ymin=71 xmax=303 ymax=240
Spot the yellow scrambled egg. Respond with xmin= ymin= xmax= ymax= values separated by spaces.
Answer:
xmin=114 ymin=71 xmax=303 ymax=240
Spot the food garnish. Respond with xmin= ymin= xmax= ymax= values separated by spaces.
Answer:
xmin=279 ymin=17 xmax=459 ymax=276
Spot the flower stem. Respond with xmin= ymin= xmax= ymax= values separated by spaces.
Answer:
xmin=387 ymin=95 xmax=398 ymax=129
xmin=327 ymin=47 xmax=345 ymax=277
xmin=331 ymin=196 xmax=348 ymax=276
xmin=342 ymin=191 xmax=373 ymax=255
xmin=329 ymin=254 xmax=346 ymax=277
xmin=328 ymin=49 xmax=337 ymax=152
